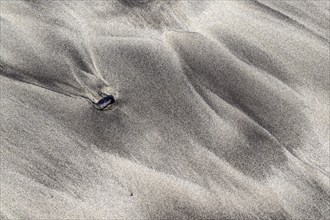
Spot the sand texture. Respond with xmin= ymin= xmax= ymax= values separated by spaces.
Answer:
xmin=1 ymin=1 xmax=329 ymax=219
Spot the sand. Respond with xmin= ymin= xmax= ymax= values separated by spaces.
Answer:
xmin=0 ymin=0 xmax=329 ymax=219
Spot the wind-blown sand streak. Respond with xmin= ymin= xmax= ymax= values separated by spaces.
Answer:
xmin=1 ymin=1 xmax=329 ymax=219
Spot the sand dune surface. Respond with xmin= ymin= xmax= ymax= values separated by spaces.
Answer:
xmin=1 ymin=1 xmax=329 ymax=219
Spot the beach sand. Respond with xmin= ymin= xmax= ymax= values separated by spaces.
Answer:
xmin=1 ymin=1 xmax=329 ymax=219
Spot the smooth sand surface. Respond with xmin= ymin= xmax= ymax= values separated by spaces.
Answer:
xmin=1 ymin=1 xmax=329 ymax=219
